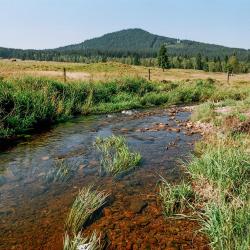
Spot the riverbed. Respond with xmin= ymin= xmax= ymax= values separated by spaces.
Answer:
xmin=0 ymin=107 xmax=208 ymax=249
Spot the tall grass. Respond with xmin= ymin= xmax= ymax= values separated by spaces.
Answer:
xmin=187 ymin=139 xmax=250 ymax=250
xmin=1 ymin=76 xmax=248 ymax=139
xmin=95 ymin=135 xmax=141 ymax=176
xmin=65 ymin=187 xmax=109 ymax=234
xmin=202 ymin=202 xmax=250 ymax=250
xmin=188 ymin=145 xmax=250 ymax=198
xmin=159 ymin=178 xmax=194 ymax=217
xmin=0 ymin=77 xmax=224 ymax=139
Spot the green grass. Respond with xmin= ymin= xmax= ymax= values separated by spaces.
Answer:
xmin=95 ymin=135 xmax=141 ymax=176
xmin=1 ymin=76 xmax=248 ymax=140
xmin=188 ymin=145 xmax=250 ymax=198
xmin=202 ymin=202 xmax=250 ymax=250
xmin=46 ymin=160 xmax=77 ymax=183
xmin=159 ymin=178 xmax=194 ymax=217
xmin=0 ymin=77 xmax=214 ymax=139
xmin=65 ymin=187 xmax=109 ymax=234
xmin=191 ymin=102 xmax=216 ymax=122
xmin=63 ymin=231 xmax=102 ymax=250
xmin=187 ymin=137 xmax=250 ymax=250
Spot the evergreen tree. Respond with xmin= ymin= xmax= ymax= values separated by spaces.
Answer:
xmin=133 ymin=54 xmax=141 ymax=65
xmin=158 ymin=44 xmax=170 ymax=71
xmin=196 ymin=53 xmax=203 ymax=70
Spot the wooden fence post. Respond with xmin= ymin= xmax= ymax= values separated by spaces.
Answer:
xmin=63 ymin=68 xmax=67 ymax=82
xmin=227 ymin=71 xmax=230 ymax=84
xmin=148 ymin=68 xmax=151 ymax=81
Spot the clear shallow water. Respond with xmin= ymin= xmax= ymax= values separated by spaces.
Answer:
xmin=0 ymin=108 xmax=205 ymax=250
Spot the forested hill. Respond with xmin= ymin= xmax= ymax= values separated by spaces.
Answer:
xmin=57 ymin=28 xmax=249 ymax=60
xmin=0 ymin=28 xmax=249 ymax=61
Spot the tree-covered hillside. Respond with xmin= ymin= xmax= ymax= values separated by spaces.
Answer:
xmin=57 ymin=28 xmax=249 ymax=60
xmin=0 ymin=28 xmax=249 ymax=67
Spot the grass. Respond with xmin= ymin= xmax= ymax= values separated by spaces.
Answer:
xmin=94 ymin=135 xmax=141 ymax=176
xmin=188 ymin=144 xmax=250 ymax=198
xmin=202 ymin=202 xmax=250 ymax=250
xmin=63 ymin=231 xmax=102 ymax=250
xmin=65 ymin=186 xmax=109 ymax=234
xmin=2 ymin=75 xmax=244 ymax=140
xmin=46 ymin=159 xmax=77 ymax=183
xmin=186 ymin=107 xmax=250 ymax=250
xmin=191 ymin=102 xmax=216 ymax=122
xmin=1 ymin=60 xmax=249 ymax=84
xmin=159 ymin=178 xmax=194 ymax=217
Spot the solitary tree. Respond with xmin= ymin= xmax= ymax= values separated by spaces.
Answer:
xmin=158 ymin=44 xmax=170 ymax=71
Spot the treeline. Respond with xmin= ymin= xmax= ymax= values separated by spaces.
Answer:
xmin=0 ymin=47 xmax=249 ymax=73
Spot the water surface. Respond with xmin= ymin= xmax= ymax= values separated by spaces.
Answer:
xmin=0 ymin=108 xmax=207 ymax=249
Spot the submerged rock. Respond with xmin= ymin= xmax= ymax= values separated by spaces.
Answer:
xmin=129 ymin=200 xmax=148 ymax=214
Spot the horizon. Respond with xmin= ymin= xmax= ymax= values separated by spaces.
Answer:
xmin=0 ymin=0 xmax=249 ymax=50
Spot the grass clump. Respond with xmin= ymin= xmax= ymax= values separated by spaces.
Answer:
xmin=159 ymin=178 xmax=194 ymax=217
xmin=188 ymin=145 xmax=250 ymax=197
xmin=95 ymin=135 xmax=141 ymax=176
xmin=191 ymin=102 xmax=216 ymax=122
xmin=187 ymin=137 xmax=250 ymax=250
xmin=202 ymin=202 xmax=250 ymax=250
xmin=65 ymin=187 xmax=109 ymax=234
xmin=46 ymin=160 xmax=77 ymax=183
xmin=63 ymin=231 xmax=102 ymax=250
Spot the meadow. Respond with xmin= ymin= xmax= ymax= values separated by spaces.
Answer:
xmin=1 ymin=60 xmax=249 ymax=140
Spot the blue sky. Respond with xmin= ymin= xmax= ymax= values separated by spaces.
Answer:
xmin=0 ymin=0 xmax=249 ymax=49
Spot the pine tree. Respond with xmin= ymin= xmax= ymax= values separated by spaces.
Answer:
xmin=158 ymin=44 xmax=170 ymax=71
xmin=196 ymin=53 xmax=203 ymax=70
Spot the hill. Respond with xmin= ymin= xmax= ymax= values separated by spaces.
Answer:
xmin=57 ymin=28 xmax=249 ymax=60
xmin=0 ymin=28 xmax=249 ymax=61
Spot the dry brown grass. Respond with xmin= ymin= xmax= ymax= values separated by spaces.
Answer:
xmin=1 ymin=59 xmax=250 ymax=84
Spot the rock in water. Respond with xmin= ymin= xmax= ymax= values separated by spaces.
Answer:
xmin=129 ymin=200 xmax=148 ymax=213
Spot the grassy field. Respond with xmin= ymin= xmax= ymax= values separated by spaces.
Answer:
xmin=1 ymin=59 xmax=250 ymax=84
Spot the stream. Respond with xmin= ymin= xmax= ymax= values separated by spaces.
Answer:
xmin=0 ymin=107 xmax=208 ymax=250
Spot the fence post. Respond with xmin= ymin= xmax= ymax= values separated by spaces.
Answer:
xmin=63 ymin=68 xmax=67 ymax=82
xmin=148 ymin=68 xmax=151 ymax=81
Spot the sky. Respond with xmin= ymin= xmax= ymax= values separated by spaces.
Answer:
xmin=0 ymin=0 xmax=249 ymax=50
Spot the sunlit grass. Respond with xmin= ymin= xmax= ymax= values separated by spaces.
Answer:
xmin=159 ymin=178 xmax=194 ymax=217
xmin=95 ymin=135 xmax=141 ymax=176
xmin=191 ymin=102 xmax=216 ymax=122
xmin=201 ymin=202 xmax=250 ymax=250
xmin=65 ymin=187 xmax=109 ymax=234
xmin=188 ymin=145 xmax=250 ymax=198
xmin=63 ymin=231 xmax=102 ymax=250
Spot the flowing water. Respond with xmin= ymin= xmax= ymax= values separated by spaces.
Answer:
xmin=0 ymin=107 xmax=208 ymax=250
